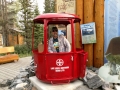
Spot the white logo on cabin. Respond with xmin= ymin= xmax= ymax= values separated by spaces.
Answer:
xmin=56 ymin=59 xmax=64 ymax=66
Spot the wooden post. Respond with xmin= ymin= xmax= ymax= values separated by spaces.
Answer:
xmin=18 ymin=34 xmax=24 ymax=45
xmin=76 ymin=0 xmax=83 ymax=48
xmin=94 ymin=0 xmax=104 ymax=67
xmin=83 ymin=0 xmax=94 ymax=67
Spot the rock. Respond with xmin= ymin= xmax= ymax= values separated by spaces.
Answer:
xmin=92 ymin=80 xmax=104 ymax=89
xmin=114 ymin=85 xmax=120 ymax=90
xmin=102 ymin=82 xmax=114 ymax=90
xmin=87 ymin=75 xmax=105 ymax=89
xmin=75 ymin=85 xmax=92 ymax=90
xmin=32 ymin=86 xmax=38 ymax=90
xmin=98 ymin=65 xmax=120 ymax=83
xmin=15 ymin=83 xmax=27 ymax=88
xmin=84 ymin=70 xmax=105 ymax=89
xmin=87 ymin=67 xmax=99 ymax=72
xmin=109 ymin=83 xmax=114 ymax=89
xmin=0 ymin=80 xmax=8 ymax=87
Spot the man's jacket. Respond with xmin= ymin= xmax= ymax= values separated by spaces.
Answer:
xmin=48 ymin=35 xmax=71 ymax=53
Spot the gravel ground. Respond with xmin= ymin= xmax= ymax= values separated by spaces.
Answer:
xmin=0 ymin=56 xmax=32 ymax=90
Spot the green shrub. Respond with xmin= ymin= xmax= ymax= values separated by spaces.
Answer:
xmin=14 ymin=44 xmax=32 ymax=57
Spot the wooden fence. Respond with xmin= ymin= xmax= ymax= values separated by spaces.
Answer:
xmin=76 ymin=0 xmax=104 ymax=67
xmin=8 ymin=33 xmax=24 ymax=46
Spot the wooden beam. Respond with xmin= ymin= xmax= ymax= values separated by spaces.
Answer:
xmin=76 ymin=0 xmax=83 ymax=48
xmin=94 ymin=0 xmax=104 ymax=67
xmin=83 ymin=0 xmax=94 ymax=67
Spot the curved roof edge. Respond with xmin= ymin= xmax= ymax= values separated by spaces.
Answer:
xmin=33 ymin=13 xmax=80 ymax=22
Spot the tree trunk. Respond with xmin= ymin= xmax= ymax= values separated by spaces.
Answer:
xmin=93 ymin=0 xmax=104 ymax=68
xmin=83 ymin=0 xmax=94 ymax=67
xmin=1 ymin=0 xmax=8 ymax=46
xmin=5 ymin=0 xmax=8 ymax=46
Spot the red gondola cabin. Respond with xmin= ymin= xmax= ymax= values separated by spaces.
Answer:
xmin=32 ymin=13 xmax=88 ymax=84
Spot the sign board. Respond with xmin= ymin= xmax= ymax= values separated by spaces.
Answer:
xmin=56 ymin=0 xmax=76 ymax=43
xmin=80 ymin=22 xmax=96 ymax=44
xmin=56 ymin=0 xmax=76 ymax=13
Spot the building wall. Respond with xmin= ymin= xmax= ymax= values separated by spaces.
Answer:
xmin=104 ymin=0 xmax=120 ymax=63
xmin=8 ymin=33 xmax=24 ymax=46
xmin=56 ymin=0 xmax=104 ymax=67
xmin=0 ymin=34 xmax=3 ymax=46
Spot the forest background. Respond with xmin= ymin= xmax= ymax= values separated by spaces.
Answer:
xmin=0 ymin=0 xmax=55 ymax=57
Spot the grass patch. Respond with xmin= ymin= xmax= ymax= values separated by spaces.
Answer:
xmin=18 ymin=53 xmax=32 ymax=58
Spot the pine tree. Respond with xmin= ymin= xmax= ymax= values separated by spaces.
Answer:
xmin=0 ymin=0 xmax=19 ymax=46
xmin=0 ymin=0 xmax=8 ymax=46
xmin=43 ymin=0 xmax=56 ymax=39
xmin=18 ymin=0 xmax=35 ymax=50
xmin=34 ymin=5 xmax=43 ymax=49
xmin=44 ymin=0 xmax=55 ymax=13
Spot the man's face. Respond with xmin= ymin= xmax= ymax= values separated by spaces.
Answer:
xmin=52 ymin=29 xmax=58 ymax=38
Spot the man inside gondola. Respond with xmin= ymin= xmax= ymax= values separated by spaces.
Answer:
xmin=48 ymin=27 xmax=71 ymax=53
